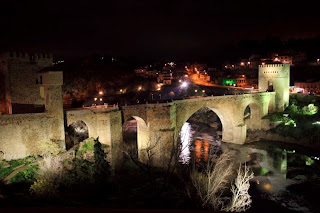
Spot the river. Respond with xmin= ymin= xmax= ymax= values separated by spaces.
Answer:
xmin=178 ymin=121 xmax=320 ymax=213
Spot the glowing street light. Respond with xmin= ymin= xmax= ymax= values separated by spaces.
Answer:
xmin=202 ymin=90 xmax=205 ymax=93
xmin=94 ymin=97 xmax=97 ymax=101
xmin=120 ymin=89 xmax=123 ymax=93
xmin=195 ymin=89 xmax=198 ymax=92
xmin=99 ymin=91 xmax=103 ymax=95
xmin=179 ymin=79 xmax=182 ymax=83
xmin=138 ymin=86 xmax=142 ymax=91
xmin=100 ymin=98 xmax=103 ymax=101
xmin=181 ymin=82 xmax=188 ymax=88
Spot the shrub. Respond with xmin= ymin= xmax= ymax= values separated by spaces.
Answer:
xmin=93 ymin=137 xmax=111 ymax=188
xmin=191 ymin=152 xmax=234 ymax=210
xmin=10 ymin=165 xmax=39 ymax=184
xmin=224 ymin=164 xmax=254 ymax=212
xmin=29 ymin=155 xmax=64 ymax=197
xmin=30 ymin=178 xmax=59 ymax=198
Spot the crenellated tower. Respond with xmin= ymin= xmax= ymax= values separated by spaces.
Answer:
xmin=258 ymin=64 xmax=290 ymax=112
xmin=0 ymin=51 xmax=53 ymax=114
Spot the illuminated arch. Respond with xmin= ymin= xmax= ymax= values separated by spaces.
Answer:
xmin=179 ymin=106 xmax=234 ymax=143
xmin=66 ymin=120 xmax=89 ymax=149
xmin=243 ymin=102 xmax=262 ymax=133
xmin=122 ymin=115 xmax=149 ymax=163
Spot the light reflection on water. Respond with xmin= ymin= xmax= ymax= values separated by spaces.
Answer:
xmin=179 ymin=122 xmax=221 ymax=164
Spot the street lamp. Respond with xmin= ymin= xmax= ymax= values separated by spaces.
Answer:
xmin=181 ymin=82 xmax=188 ymax=88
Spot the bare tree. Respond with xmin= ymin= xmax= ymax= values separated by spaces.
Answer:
xmin=224 ymin=164 xmax=254 ymax=212
xmin=190 ymin=152 xmax=234 ymax=210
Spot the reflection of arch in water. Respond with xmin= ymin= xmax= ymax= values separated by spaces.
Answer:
xmin=66 ymin=120 xmax=89 ymax=150
xmin=122 ymin=116 xmax=149 ymax=162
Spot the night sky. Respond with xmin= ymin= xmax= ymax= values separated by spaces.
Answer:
xmin=1 ymin=0 xmax=320 ymax=60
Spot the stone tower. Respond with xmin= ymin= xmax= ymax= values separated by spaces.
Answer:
xmin=0 ymin=52 xmax=12 ymax=114
xmin=258 ymin=64 xmax=290 ymax=112
xmin=0 ymin=51 xmax=53 ymax=114
xmin=37 ymin=71 xmax=65 ymax=149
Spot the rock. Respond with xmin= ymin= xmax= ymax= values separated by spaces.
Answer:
xmin=293 ymin=175 xmax=307 ymax=181
xmin=0 ymin=151 xmax=4 ymax=161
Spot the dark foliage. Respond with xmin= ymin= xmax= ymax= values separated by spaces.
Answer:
xmin=93 ymin=137 xmax=111 ymax=190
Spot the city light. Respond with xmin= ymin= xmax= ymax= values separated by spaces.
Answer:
xmin=100 ymin=98 xmax=103 ymax=101
xmin=185 ymin=74 xmax=188 ymax=77
xmin=181 ymin=82 xmax=188 ymax=88
xmin=94 ymin=97 xmax=97 ymax=101
xmin=179 ymin=79 xmax=182 ymax=83
xmin=248 ymin=62 xmax=251 ymax=65
xmin=157 ymin=84 xmax=161 ymax=91
xmin=120 ymin=89 xmax=123 ymax=93
xmin=195 ymin=89 xmax=197 ymax=92
xmin=202 ymin=90 xmax=205 ymax=93
xmin=240 ymin=62 xmax=244 ymax=66
xmin=138 ymin=86 xmax=142 ymax=91
xmin=99 ymin=91 xmax=103 ymax=95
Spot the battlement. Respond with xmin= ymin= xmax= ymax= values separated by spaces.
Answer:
xmin=258 ymin=64 xmax=288 ymax=68
xmin=1 ymin=51 xmax=53 ymax=63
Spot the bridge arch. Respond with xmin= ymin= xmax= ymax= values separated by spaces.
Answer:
xmin=66 ymin=120 xmax=89 ymax=149
xmin=178 ymin=107 xmax=224 ymax=164
xmin=268 ymin=99 xmax=274 ymax=114
xmin=122 ymin=115 xmax=150 ymax=163
xmin=178 ymin=105 xmax=234 ymax=143
xmin=242 ymin=100 xmax=262 ymax=127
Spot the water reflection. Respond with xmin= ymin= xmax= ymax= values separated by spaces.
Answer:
xmin=179 ymin=122 xmax=193 ymax=164
xmin=179 ymin=122 xmax=221 ymax=164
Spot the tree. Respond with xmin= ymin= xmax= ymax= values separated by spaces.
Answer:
xmin=93 ymin=137 xmax=111 ymax=188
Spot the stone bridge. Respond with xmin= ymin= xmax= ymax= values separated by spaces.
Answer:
xmin=121 ymin=92 xmax=276 ymax=166
xmin=64 ymin=92 xmax=276 ymax=167
xmin=65 ymin=107 xmax=122 ymax=166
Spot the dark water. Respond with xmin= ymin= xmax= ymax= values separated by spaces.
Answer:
xmin=179 ymin=121 xmax=320 ymax=212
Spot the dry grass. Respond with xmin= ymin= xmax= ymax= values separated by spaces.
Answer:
xmin=191 ymin=152 xmax=234 ymax=210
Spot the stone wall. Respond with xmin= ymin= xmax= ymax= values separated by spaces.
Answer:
xmin=3 ymin=51 xmax=53 ymax=105
xmin=0 ymin=113 xmax=65 ymax=160
xmin=0 ymin=70 xmax=65 ymax=161
xmin=248 ymin=130 xmax=320 ymax=151
xmin=0 ymin=52 xmax=11 ymax=114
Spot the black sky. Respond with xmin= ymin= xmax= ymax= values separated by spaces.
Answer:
xmin=1 ymin=0 xmax=320 ymax=60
